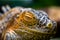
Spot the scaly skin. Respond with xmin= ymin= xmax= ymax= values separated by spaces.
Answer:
xmin=0 ymin=7 xmax=57 ymax=40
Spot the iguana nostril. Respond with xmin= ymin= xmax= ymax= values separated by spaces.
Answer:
xmin=46 ymin=22 xmax=53 ymax=29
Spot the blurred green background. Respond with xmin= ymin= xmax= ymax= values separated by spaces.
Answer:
xmin=0 ymin=0 xmax=60 ymax=9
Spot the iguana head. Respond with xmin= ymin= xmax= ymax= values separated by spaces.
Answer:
xmin=1 ymin=7 xmax=57 ymax=40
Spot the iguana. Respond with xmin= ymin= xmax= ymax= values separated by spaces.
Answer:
xmin=0 ymin=6 xmax=57 ymax=40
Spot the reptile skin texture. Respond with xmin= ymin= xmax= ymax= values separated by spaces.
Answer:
xmin=0 ymin=6 xmax=57 ymax=40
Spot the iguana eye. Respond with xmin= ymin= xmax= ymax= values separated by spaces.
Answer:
xmin=23 ymin=11 xmax=35 ymax=21
xmin=25 ymin=16 xmax=32 ymax=20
